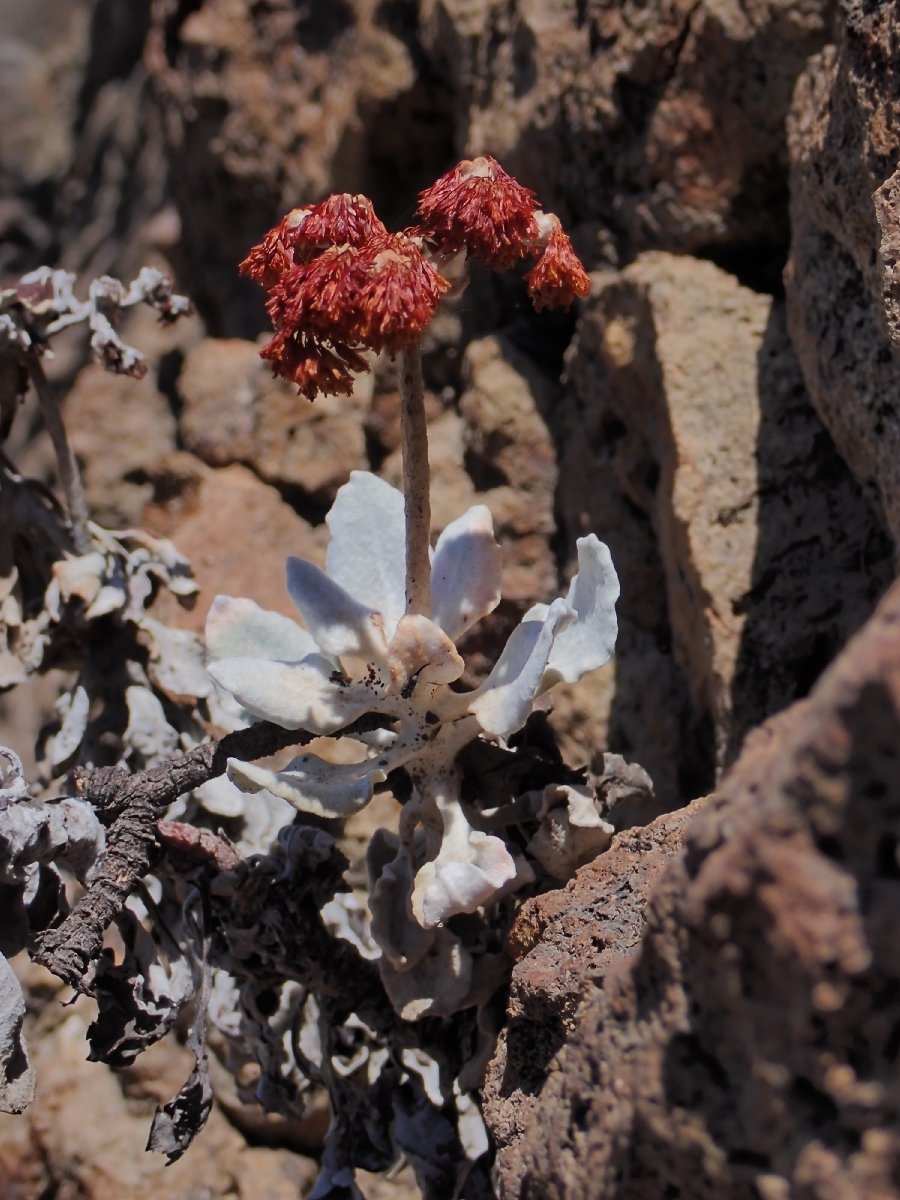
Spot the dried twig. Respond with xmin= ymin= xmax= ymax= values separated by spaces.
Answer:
xmin=33 ymin=715 xmax=386 ymax=989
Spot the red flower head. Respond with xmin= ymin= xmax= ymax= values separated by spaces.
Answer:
xmin=240 ymin=195 xmax=387 ymax=290
xmin=239 ymin=207 xmax=311 ymax=288
xmin=353 ymin=233 xmax=450 ymax=353
xmin=416 ymin=156 xmax=539 ymax=269
xmin=264 ymin=234 xmax=448 ymax=357
xmin=297 ymin=193 xmax=387 ymax=249
xmin=243 ymin=170 xmax=588 ymax=400
xmin=253 ymin=222 xmax=450 ymax=397
xmin=265 ymin=245 xmax=365 ymax=340
xmin=260 ymin=329 xmax=368 ymax=401
xmin=525 ymin=213 xmax=590 ymax=311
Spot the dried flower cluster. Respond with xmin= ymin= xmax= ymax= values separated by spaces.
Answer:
xmin=0 ymin=265 xmax=191 ymax=377
xmin=242 ymin=157 xmax=590 ymax=398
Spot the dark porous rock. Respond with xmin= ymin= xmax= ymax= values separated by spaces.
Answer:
xmin=484 ymin=577 xmax=900 ymax=1200
xmin=786 ymin=1 xmax=900 ymax=553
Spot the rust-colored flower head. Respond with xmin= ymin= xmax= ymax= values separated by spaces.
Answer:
xmin=243 ymin=167 xmax=589 ymax=400
xmin=239 ymin=207 xmax=311 ymax=288
xmin=416 ymin=156 xmax=539 ymax=269
xmin=298 ymin=193 xmax=387 ymax=249
xmin=263 ymin=234 xmax=448 ymax=358
xmin=260 ymin=329 xmax=368 ymax=401
xmin=352 ymin=233 xmax=450 ymax=353
xmin=265 ymin=245 xmax=365 ymax=340
xmin=525 ymin=213 xmax=590 ymax=311
xmin=239 ymin=195 xmax=386 ymax=290
xmin=254 ymin=226 xmax=450 ymax=396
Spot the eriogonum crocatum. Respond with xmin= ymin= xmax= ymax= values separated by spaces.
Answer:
xmin=215 ymin=160 xmax=612 ymax=1020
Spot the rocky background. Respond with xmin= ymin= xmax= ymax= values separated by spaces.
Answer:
xmin=2 ymin=0 xmax=900 ymax=1196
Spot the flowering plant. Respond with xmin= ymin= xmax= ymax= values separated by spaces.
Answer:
xmin=0 ymin=160 xmax=620 ymax=1196
xmin=214 ymin=159 xmax=619 ymax=1018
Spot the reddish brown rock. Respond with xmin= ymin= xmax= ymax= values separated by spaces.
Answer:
xmin=0 ymin=992 xmax=319 ymax=1200
xmin=0 ymin=2 xmax=166 ymax=282
xmin=66 ymin=366 xmax=178 ymax=528
xmin=785 ymin=2 xmax=900 ymax=553
xmin=484 ymin=577 xmax=900 ymax=1200
xmin=457 ymin=335 xmax=559 ymax=606
xmin=143 ymin=457 xmax=326 ymax=635
xmin=486 ymin=798 xmax=703 ymax=1178
xmin=381 ymin=334 xmax=562 ymax=666
xmin=177 ymin=337 xmax=370 ymax=504
xmin=421 ymin=0 xmax=833 ymax=268
xmin=147 ymin=0 xmax=453 ymax=334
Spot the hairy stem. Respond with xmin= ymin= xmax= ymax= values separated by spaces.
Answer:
xmin=27 ymin=355 xmax=92 ymax=554
xmin=399 ymin=342 xmax=431 ymax=616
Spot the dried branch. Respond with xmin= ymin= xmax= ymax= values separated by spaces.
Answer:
xmin=33 ymin=714 xmax=386 ymax=989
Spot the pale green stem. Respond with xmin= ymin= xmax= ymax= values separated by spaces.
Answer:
xmin=399 ymin=343 xmax=431 ymax=616
xmin=28 ymin=355 xmax=92 ymax=554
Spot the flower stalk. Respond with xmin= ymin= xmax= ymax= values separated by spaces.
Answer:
xmin=399 ymin=343 xmax=431 ymax=616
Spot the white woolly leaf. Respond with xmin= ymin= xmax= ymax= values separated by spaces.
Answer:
xmin=205 ymin=595 xmax=319 ymax=664
xmin=228 ymin=754 xmax=386 ymax=819
xmin=430 ymin=505 xmax=502 ymax=640
xmin=207 ymin=655 xmax=373 ymax=733
xmin=286 ymin=557 xmax=390 ymax=665
xmin=325 ymin=472 xmax=407 ymax=641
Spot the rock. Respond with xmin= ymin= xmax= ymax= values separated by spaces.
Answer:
xmin=381 ymin=334 xmax=560 ymax=663
xmin=0 ymin=996 xmax=320 ymax=1200
xmin=147 ymin=0 xmax=454 ymax=334
xmin=143 ymin=457 xmax=326 ymax=635
xmin=0 ymin=0 xmax=169 ymax=283
xmin=483 ymin=797 xmax=702 ymax=1192
xmin=484 ymin=575 xmax=900 ymax=1200
xmin=66 ymin=366 xmax=177 ymax=528
xmin=0 ymin=1 xmax=95 ymax=191
xmin=177 ymin=337 xmax=370 ymax=505
xmin=560 ymin=252 xmax=892 ymax=785
xmin=785 ymin=2 xmax=900 ymax=554
xmin=458 ymin=334 xmax=559 ymax=606
xmin=420 ymin=0 xmax=834 ymax=271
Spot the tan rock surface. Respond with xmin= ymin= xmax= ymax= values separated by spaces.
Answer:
xmin=178 ymin=338 xmax=370 ymax=504
xmin=485 ymin=576 xmax=900 ymax=1199
xmin=561 ymin=252 xmax=891 ymax=782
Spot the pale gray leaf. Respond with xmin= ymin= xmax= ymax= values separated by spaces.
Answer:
xmin=0 ymin=953 xmax=35 ymax=1114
